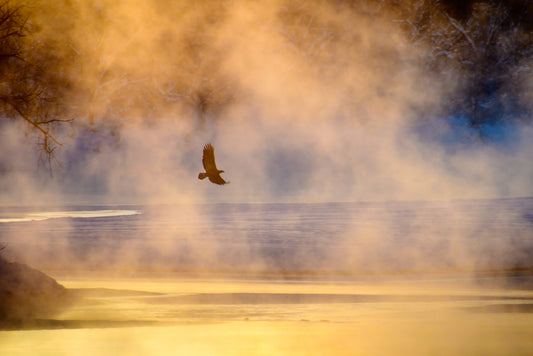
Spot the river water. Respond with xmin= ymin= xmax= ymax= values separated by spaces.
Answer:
xmin=1 ymin=197 xmax=532 ymax=276
xmin=1 ymin=198 xmax=533 ymax=355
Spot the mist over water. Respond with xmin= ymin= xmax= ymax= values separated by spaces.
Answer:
xmin=1 ymin=198 xmax=532 ymax=276
xmin=2 ymin=3 xmax=533 ymax=354
xmin=0 ymin=0 xmax=531 ymax=281
xmin=0 ymin=0 xmax=532 ymax=206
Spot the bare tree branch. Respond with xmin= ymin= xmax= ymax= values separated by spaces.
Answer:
xmin=445 ymin=14 xmax=477 ymax=51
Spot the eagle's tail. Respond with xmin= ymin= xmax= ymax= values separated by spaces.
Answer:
xmin=198 ymin=173 xmax=207 ymax=180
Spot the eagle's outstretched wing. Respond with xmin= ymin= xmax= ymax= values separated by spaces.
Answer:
xmin=202 ymin=144 xmax=218 ymax=174
xmin=209 ymin=174 xmax=228 ymax=185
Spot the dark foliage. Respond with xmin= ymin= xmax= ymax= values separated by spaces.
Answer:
xmin=399 ymin=0 xmax=533 ymax=133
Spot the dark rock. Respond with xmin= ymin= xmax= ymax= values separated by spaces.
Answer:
xmin=0 ymin=256 xmax=74 ymax=321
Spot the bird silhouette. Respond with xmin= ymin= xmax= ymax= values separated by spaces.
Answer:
xmin=198 ymin=143 xmax=229 ymax=185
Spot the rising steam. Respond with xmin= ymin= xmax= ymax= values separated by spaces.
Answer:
xmin=1 ymin=0 xmax=531 ymax=205
xmin=0 ymin=0 xmax=532 ymax=276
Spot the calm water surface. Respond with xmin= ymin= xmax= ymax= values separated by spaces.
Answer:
xmin=1 ymin=198 xmax=532 ymax=274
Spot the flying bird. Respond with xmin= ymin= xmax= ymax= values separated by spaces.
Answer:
xmin=198 ymin=143 xmax=229 ymax=185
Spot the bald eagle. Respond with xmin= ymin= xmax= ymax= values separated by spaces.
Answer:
xmin=198 ymin=143 xmax=229 ymax=185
